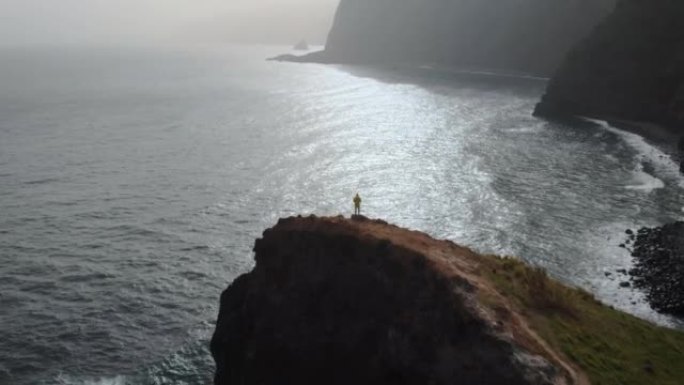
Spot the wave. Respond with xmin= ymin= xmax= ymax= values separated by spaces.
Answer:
xmin=23 ymin=177 xmax=60 ymax=186
xmin=586 ymin=118 xmax=684 ymax=212
xmin=53 ymin=374 xmax=127 ymax=385
xmin=587 ymin=118 xmax=684 ymax=188
xmin=624 ymin=165 xmax=665 ymax=192
xmin=48 ymin=337 xmax=214 ymax=385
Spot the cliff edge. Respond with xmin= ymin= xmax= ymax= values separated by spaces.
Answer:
xmin=211 ymin=216 xmax=684 ymax=385
xmin=210 ymin=215 xmax=584 ymax=385
xmin=535 ymin=0 xmax=684 ymax=132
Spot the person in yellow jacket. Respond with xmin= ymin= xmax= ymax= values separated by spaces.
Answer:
xmin=353 ymin=193 xmax=362 ymax=215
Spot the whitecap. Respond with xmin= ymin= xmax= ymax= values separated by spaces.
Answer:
xmin=584 ymin=118 xmax=684 ymax=187
xmin=624 ymin=165 xmax=665 ymax=192
xmin=54 ymin=374 xmax=127 ymax=385
xmin=603 ymin=153 xmax=619 ymax=163
xmin=506 ymin=126 xmax=541 ymax=134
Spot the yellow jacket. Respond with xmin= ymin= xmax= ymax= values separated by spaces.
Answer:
xmin=353 ymin=195 xmax=362 ymax=206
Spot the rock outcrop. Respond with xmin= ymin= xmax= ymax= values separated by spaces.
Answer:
xmin=211 ymin=216 xmax=585 ymax=385
xmin=629 ymin=222 xmax=684 ymax=316
xmin=535 ymin=0 xmax=684 ymax=132
xmin=275 ymin=0 xmax=615 ymax=77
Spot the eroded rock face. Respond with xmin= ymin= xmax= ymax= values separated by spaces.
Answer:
xmin=536 ymin=0 xmax=684 ymax=131
xmin=211 ymin=216 xmax=573 ymax=385
xmin=284 ymin=0 xmax=615 ymax=76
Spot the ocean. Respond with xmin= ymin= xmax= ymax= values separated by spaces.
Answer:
xmin=0 ymin=44 xmax=682 ymax=385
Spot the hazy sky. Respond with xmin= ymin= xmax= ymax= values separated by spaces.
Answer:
xmin=0 ymin=0 xmax=340 ymax=46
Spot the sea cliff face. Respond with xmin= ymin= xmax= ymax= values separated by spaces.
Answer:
xmin=285 ymin=0 xmax=616 ymax=76
xmin=210 ymin=216 xmax=582 ymax=385
xmin=535 ymin=0 xmax=684 ymax=131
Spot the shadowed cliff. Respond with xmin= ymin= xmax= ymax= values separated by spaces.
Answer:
xmin=535 ymin=0 xmax=684 ymax=131
xmin=211 ymin=216 xmax=684 ymax=385
xmin=275 ymin=0 xmax=616 ymax=77
xmin=210 ymin=215 xmax=585 ymax=385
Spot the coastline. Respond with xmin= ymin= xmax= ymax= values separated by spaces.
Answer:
xmin=604 ymin=118 xmax=682 ymax=158
xmin=273 ymin=51 xmax=683 ymax=170
xmin=272 ymin=53 xmax=684 ymax=319
xmin=579 ymin=115 xmax=684 ymax=175
xmin=269 ymin=50 xmax=549 ymax=82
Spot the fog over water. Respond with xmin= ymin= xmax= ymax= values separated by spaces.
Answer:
xmin=1 ymin=1 xmax=683 ymax=385
xmin=0 ymin=0 xmax=340 ymax=46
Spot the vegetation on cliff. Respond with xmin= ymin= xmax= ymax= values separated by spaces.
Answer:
xmin=212 ymin=216 xmax=684 ymax=385
xmin=482 ymin=257 xmax=684 ymax=385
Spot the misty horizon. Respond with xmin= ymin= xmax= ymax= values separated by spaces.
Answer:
xmin=0 ymin=0 xmax=340 ymax=46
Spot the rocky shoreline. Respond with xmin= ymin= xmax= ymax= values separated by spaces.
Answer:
xmin=628 ymin=222 xmax=684 ymax=316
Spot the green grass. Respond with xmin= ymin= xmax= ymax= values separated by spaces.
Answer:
xmin=481 ymin=256 xmax=684 ymax=385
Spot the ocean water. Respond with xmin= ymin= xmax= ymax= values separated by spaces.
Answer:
xmin=0 ymin=44 xmax=682 ymax=385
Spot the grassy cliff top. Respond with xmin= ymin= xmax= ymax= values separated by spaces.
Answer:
xmin=294 ymin=215 xmax=684 ymax=385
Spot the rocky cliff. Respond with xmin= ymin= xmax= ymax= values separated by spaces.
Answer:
xmin=535 ymin=0 xmax=684 ymax=131
xmin=278 ymin=0 xmax=616 ymax=76
xmin=210 ymin=216 xmax=585 ymax=385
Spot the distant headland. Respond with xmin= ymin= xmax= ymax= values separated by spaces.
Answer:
xmin=272 ymin=0 xmax=616 ymax=77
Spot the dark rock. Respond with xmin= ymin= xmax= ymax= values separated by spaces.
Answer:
xmin=620 ymin=281 xmax=631 ymax=288
xmin=211 ymin=217 xmax=570 ymax=385
xmin=629 ymin=222 xmax=684 ymax=315
xmin=616 ymin=269 xmax=628 ymax=275
xmin=626 ymin=229 xmax=634 ymax=235
xmin=605 ymin=272 xmax=612 ymax=277
xmin=643 ymin=361 xmax=655 ymax=374
xmin=278 ymin=0 xmax=616 ymax=77
xmin=536 ymin=0 xmax=684 ymax=134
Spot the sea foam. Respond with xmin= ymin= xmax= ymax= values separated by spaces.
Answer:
xmin=55 ymin=375 xmax=127 ymax=385
xmin=586 ymin=118 xmax=684 ymax=190
xmin=624 ymin=166 xmax=665 ymax=192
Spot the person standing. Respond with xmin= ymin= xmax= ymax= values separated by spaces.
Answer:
xmin=353 ymin=193 xmax=362 ymax=215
